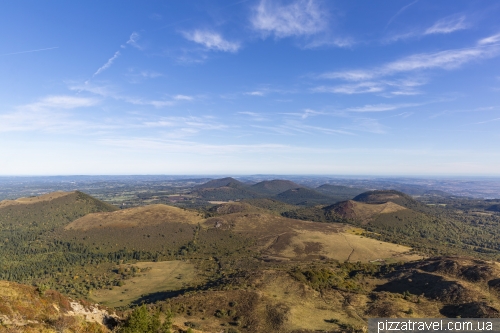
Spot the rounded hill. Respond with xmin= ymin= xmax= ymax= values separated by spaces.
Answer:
xmin=250 ymin=179 xmax=303 ymax=195
xmin=65 ymin=204 xmax=203 ymax=231
xmin=275 ymin=187 xmax=333 ymax=206
xmin=196 ymin=177 xmax=247 ymax=189
xmin=353 ymin=190 xmax=428 ymax=211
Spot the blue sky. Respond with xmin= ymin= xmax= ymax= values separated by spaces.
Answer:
xmin=1 ymin=0 xmax=499 ymax=176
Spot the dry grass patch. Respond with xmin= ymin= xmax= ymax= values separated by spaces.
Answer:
xmin=89 ymin=260 xmax=196 ymax=307
xmin=345 ymin=200 xmax=407 ymax=223
xmin=261 ymin=229 xmax=419 ymax=262
xmin=0 ymin=191 xmax=73 ymax=208
xmin=65 ymin=204 xmax=203 ymax=231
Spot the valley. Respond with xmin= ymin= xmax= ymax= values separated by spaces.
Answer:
xmin=1 ymin=176 xmax=500 ymax=332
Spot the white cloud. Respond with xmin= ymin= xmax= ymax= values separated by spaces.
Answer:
xmin=303 ymin=37 xmax=355 ymax=49
xmin=425 ymin=15 xmax=467 ymax=35
xmin=251 ymin=0 xmax=327 ymax=38
xmin=126 ymin=32 xmax=142 ymax=49
xmin=320 ymin=70 xmax=375 ymax=81
xmin=478 ymin=33 xmax=500 ymax=45
xmin=238 ymin=111 xmax=268 ymax=121
xmin=174 ymin=95 xmax=194 ymax=101
xmin=313 ymin=82 xmax=385 ymax=94
xmin=281 ymin=108 xmax=324 ymax=119
xmin=245 ymin=91 xmax=265 ymax=96
xmin=139 ymin=71 xmax=162 ymax=78
xmin=320 ymin=36 xmax=500 ymax=86
xmin=182 ymin=30 xmax=240 ymax=52
xmin=93 ymin=51 xmax=120 ymax=76
xmin=346 ymin=103 xmax=420 ymax=112
xmin=0 ymin=96 xmax=97 ymax=132
xmin=124 ymin=98 xmax=174 ymax=108
xmin=25 ymin=95 xmax=98 ymax=111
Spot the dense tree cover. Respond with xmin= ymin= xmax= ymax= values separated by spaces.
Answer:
xmin=282 ymin=194 xmax=500 ymax=259
xmin=119 ymin=305 xmax=173 ymax=333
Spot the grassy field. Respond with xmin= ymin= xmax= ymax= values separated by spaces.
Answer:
xmin=65 ymin=204 xmax=204 ymax=231
xmin=90 ymin=260 xmax=196 ymax=307
xmin=262 ymin=228 xmax=421 ymax=262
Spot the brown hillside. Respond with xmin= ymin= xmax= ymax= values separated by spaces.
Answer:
xmin=0 ymin=191 xmax=74 ymax=208
xmin=65 ymin=204 xmax=203 ymax=231
xmin=204 ymin=211 xmax=417 ymax=262
xmin=156 ymin=256 xmax=500 ymax=333
xmin=328 ymin=200 xmax=407 ymax=224
xmin=0 ymin=280 xmax=115 ymax=332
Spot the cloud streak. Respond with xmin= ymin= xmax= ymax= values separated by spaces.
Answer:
xmin=0 ymin=46 xmax=59 ymax=57
xmin=316 ymin=34 xmax=500 ymax=94
xmin=125 ymin=32 xmax=142 ymax=49
xmin=93 ymin=51 xmax=120 ymax=76
xmin=425 ymin=15 xmax=468 ymax=35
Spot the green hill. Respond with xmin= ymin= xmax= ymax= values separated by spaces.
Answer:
xmin=194 ymin=186 xmax=260 ymax=201
xmin=242 ymin=198 xmax=298 ymax=214
xmin=283 ymin=190 xmax=500 ymax=259
xmin=315 ymin=184 xmax=368 ymax=202
xmin=193 ymin=177 xmax=259 ymax=201
xmin=0 ymin=191 xmax=118 ymax=295
xmin=250 ymin=179 xmax=303 ymax=196
xmin=353 ymin=189 xmax=434 ymax=213
xmin=274 ymin=187 xmax=333 ymax=206
xmin=195 ymin=177 xmax=248 ymax=189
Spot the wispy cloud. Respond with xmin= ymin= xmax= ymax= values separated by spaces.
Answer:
xmin=478 ymin=33 xmax=500 ymax=45
xmin=281 ymin=108 xmax=324 ymax=119
xmin=424 ymin=15 xmax=468 ymax=35
xmin=316 ymin=34 xmax=500 ymax=94
xmin=140 ymin=70 xmax=162 ymax=78
xmin=385 ymin=15 xmax=468 ymax=43
xmin=0 ymin=96 xmax=98 ymax=133
xmin=182 ymin=30 xmax=240 ymax=52
xmin=0 ymin=46 xmax=59 ymax=57
xmin=346 ymin=103 xmax=420 ymax=112
xmin=313 ymin=82 xmax=385 ymax=94
xmin=25 ymin=95 xmax=98 ymax=111
xmin=70 ymin=82 xmax=181 ymax=108
xmin=323 ymin=45 xmax=498 ymax=81
xmin=245 ymin=91 xmax=265 ymax=96
xmin=125 ymin=32 xmax=142 ymax=49
xmin=173 ymin=94 xmax=194 ymax=101
xmin=476 ymin=117 xmax=500 ymax=124
xmin=238 ymin=111 xmax=269 ymax=121
xmin=93 ymin=51 xmax=120 ymax=76
xmin=385 ymin=0 xmax=418 ymax=28
xmin=251 ymin=0 xmax=327 ymax=38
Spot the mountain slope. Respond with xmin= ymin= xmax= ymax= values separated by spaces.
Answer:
xmin=0 ymin=280 xmax=115 ymax=332
xmin=275 ymin=187 xmax=333 ymax=205
xmin=250 ymin=180 xmax=303 ymax=196
xmin=195 ymin=177 xmax=247 ymax=189
xmin=315 ymin=184 xmax=368 ymax=202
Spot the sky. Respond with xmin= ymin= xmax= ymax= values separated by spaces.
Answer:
xmin=1 ymin=0 xmax=500 ymax=176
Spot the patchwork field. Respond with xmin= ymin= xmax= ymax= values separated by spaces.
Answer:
xmin=90 ymin=260 xmax=196 ymax=307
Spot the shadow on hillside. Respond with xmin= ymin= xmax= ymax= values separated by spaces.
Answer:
xmin=130 ymin=287 xmax=197 ymax=306
xmin=130 ymin=273 xmax=237 ymax=306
